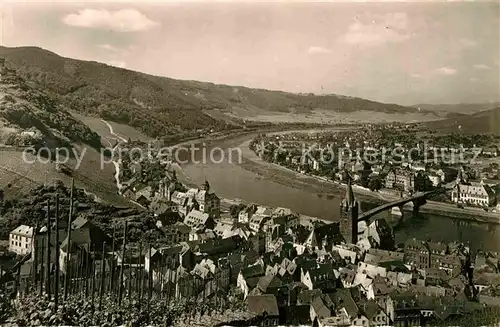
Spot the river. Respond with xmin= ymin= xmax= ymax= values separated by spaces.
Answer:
xmin=177 ymin=132 xmax=500 ymax=252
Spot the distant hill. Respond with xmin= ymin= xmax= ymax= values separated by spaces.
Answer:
xmin=413 ymin=102 xmax=500 ymax=115
xmin=0 ymin=46 xmax=439 ymax=138
xmin=419 ymin=107 xmax=500 ymax=134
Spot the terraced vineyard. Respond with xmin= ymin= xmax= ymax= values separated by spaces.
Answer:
xmin=0 ymin=166 xmax=38 ymax=199
xmin=0 ymin=148 xmax=127 ymax=205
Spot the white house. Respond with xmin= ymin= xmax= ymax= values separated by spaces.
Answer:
xmin=331 ymin=245 xmax=358 ymax=264
xmin=358 ymin=261 xmax=387 ymax=279
xmin=312 ymin=159 xmax=320 ymax=171
xmin=451 ymin=182 xmax=496 ymax=207
xmin=9 ymin=225 xmax=34 ymax=255
xmin=428 ymin=174 xmax=441 ymax=187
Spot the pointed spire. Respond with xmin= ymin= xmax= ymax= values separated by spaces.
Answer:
xmin=345 ymin=173 xmax=355 ymax=207
xmin=202 ymin=179 xmax=210 ymax=192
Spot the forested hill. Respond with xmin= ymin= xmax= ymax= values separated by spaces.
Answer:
xmin=0 ymin=61 xmax=101 ymax=149
xmin=0 ymin=46 xmax=436 ymax=139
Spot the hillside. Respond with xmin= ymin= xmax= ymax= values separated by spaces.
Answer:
xmin=0 ymin=66 xmax=134 ymax=205
xmin=0 ymin=46 xmax=440 ymax=139
xmin=414 ymin=102 xmax=500 ymax=115
xmin=0 ymin=65 xmax=101 ymax=149
xmin=419 ymin=107 xmax=500 ymax=134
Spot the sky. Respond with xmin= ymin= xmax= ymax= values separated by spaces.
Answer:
xmin=0 ymin=1 xmax=498 ymax=105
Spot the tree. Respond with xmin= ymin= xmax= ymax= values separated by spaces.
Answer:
xmin=368 ymin=177 xmax=382 ymax=192
xmin=229 ymin=204 xmax=246 ymax=218
xmin=414 ymin=172 xmax=433 ymax=192
xmin=0 ymin=290 xmax=14 ymax=322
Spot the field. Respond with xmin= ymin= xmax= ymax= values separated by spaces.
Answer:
xmin=71 ymin=112 xmax=151 ymax=146
xmin=223 ymin=108 xmax=443 ymax=125
xmin=70 ymin=112 xmax=116 ymax=145
xmin=105 ymin=120 xmax=152 ymax=143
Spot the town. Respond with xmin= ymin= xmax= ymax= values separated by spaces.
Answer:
xmin=0 ymin=2 xmax=499 ymax=326
xmin=249 ymin=126 xmax=500 ymax=214
xmin=2 ymin=143 xmax=500 ymax=325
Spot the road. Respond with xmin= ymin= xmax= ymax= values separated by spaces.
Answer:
xmin=101 ymin=119 xmax=128 ymax=191
xmin=101 ymin=119 xmax=128 ymax=143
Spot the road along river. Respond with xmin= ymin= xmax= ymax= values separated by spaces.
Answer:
xmin=177 ymin=131 xmax=500 ymax=252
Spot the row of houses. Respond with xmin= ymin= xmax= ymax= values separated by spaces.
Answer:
xmin=4 ymin=177 xmax=500 ymax=325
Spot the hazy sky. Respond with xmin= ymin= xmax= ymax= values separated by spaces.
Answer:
xmin=0 ymin=1 xmax=499 ymax=105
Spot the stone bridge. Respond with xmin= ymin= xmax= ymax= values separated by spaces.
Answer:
xmin=357 ymin=188 xmax=448 ymax=222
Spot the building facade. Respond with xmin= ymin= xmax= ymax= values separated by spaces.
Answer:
xmin=9 ymin=225 xmax=34 ymax=256
xmin=451 ymin=182 xmax=496 ymax=207
xmin=385 ymin=169 xmax=415 ymax=193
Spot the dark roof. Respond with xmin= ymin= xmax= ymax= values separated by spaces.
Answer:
xmin=247 ymin=295 xmax=279 ymax=316
xmin=473 ymin=272 xmax=500 ymax=286
xmin=164 ymin=222 xmax=190 ymax=234
xmin=311 ymin=296 xmax=330 ymax=318
xmin=60 ymin=222 xmax=109 ymax=253
xmin=246 ymin=277 xmax=261 ymax=289
xmin=257 ymin=275 xmax=282 ymax=292
xmin=60 ymin=228 xmax=91 ymax=253
xmin=71 ymin=216 xmax=90 ymax=230
xmin=244 ymin=249 xmax=261 ymax=265
xmin=196 ymin=237 xmax=238 ymax=255
xmin=152 ymin=200 xmax=176 ymax=216
xmin=159 ymin=245 xmax=184 ymax=256
xmin=358 ymin=299 xmax=381 ymax=320
xmin=328 ymin=289 xmax=358 ymax=318
xmin=373 ymin=280 xmax=395 ymax=296
xmin=294 ymin=256 xmax=317 ymax=271
xmin=226 ymin=253 xmax=243 ymax=267
xmin=340 ymin=268 xmax=356 ymax=284
xmin=262 ymin=252 xmax=281 ymax=266
xmin=311 ymin=222 xmax=343 ymax=247
xmin=297 ymin=289 xmax=322 ymax=305
xmin=241 ymin=264 xmax=265 ymax=279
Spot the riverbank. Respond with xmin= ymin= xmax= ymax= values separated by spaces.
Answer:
xmin=237 ymin=138 xmax=500 ymax=225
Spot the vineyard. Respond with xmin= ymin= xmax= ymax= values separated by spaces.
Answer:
xmin=0 ymin=151 xmax=55 ymax=199
xmin=0 ymin=147 xmax=128 ymax=206
xmin=1 ymin=186 xmax=255 ymax=326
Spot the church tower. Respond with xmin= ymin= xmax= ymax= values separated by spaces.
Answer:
xmin=340 ymin=173 xmax=359 ymax=244
xmin=201 ymin=179 xmax=210 ymax=193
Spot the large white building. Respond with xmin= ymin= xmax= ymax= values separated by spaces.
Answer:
xmin=451 ymin=182 xmax=496 ymax=207
xmin=9 ymin=225 xmax=34 ymax=255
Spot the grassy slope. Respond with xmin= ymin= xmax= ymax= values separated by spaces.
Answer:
xmin=71 ymin=112 xmax=152 ymax=145
xmin=0 ymin=147 xmax=127 ymax=205
xmin=414 ymin=102 xmax=500 ymax=115
xmin=418 ymin=107 xmax=500 ymax=134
